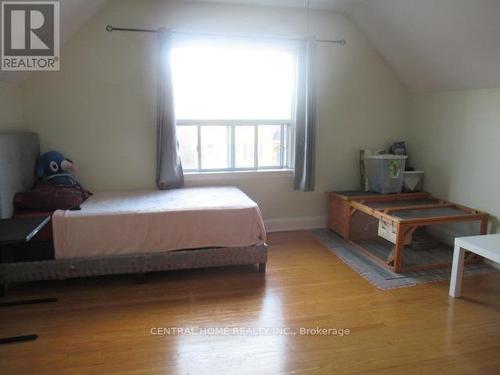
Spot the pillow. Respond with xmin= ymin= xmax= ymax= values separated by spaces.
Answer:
xmin=14 ymin=182 xmax=92 ymax=212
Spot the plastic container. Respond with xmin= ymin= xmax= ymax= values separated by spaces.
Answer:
xmin=364 ymin=154 xmax=408 ymax=194
xmin=360 ymin=149 xmax=385 ymax=191
xmin=403 ymin=171 xmax=424 ymax=192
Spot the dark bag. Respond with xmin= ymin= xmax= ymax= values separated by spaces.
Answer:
xmin=14 ymin=182 xmax=92 ymax=211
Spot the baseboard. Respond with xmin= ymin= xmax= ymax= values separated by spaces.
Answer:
xmin=265 ymin=216 xmax=327 ymax=233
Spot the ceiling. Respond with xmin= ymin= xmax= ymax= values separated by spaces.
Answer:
xmin=0 ymin=0 xmax=109 ymax=83
xmin=345 ymin=0 xmax=500 ymax=92
xmin=3 ymin=0 xmax=500 ymax=92
xmin=175 ymin=0 xmax=361 ymax=10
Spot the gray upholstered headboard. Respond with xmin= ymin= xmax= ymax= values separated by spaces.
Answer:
xmin=0 ymin=132 xmax=40 ymax=218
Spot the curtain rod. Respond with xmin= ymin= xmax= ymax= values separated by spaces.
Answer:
xmin=105 ymin=25 xmax=346 ymax=45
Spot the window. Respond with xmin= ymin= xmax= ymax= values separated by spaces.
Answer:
xmin=171 ymin=40 xmax=296 ymax=172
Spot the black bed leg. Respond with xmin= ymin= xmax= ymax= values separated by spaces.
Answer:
xmin=0 ymin=283 xmax=6 ymax=297
xmin=258 ymin=263 xmax=266 ymax=273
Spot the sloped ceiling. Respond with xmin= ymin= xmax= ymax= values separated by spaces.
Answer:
xmin=345 ymin=0 xmax=500 ymax=92
xmin=0 ymin=0 xmax=109 ymax=83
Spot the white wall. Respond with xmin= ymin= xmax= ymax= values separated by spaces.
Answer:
xmin=0 ymin=82 xmax=24 ymax=130
xmin=22 ymin=0 xmax=408 ymax=226
xmin=406 ymin=89 xmax=500 ymax=233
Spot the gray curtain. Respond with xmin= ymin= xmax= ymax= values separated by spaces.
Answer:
xmin=294 ymin=38 xmax=316 ymax=192
xmin=156 ymin=28 xmax=184 ymax=189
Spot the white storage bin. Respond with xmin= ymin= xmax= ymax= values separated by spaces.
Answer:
xmin=364 ymin=155 xmax=407 ymax=194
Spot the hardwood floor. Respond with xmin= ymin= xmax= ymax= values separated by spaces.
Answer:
xmin=1 ymin=231 xmax=499 ymax=374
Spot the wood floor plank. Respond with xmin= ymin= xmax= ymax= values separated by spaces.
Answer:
xmin=0 ymin=230 xmax=499 ymax=374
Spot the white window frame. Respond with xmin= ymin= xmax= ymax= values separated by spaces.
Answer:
xmin=177 ymin=119 xmax=295 ymax=173
xmin=173 ymin=40 xmax=299 ymax=173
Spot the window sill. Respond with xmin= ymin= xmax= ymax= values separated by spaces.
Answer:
xmin=184 ymin=169 xmax=294 ymax=182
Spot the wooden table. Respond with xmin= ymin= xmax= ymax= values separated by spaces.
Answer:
xmin=326 ymin=191 xmax=489 ymax=273
xmin=0 ymin=216 xmax=57 ymax=345
xmin=450 ymin=234 xmax=500 ymax=297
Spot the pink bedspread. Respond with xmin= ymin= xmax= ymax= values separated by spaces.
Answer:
xmin=52 ymin=187 xmax=267 ymax=259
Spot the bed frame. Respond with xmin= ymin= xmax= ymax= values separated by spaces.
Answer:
xmin=0 ymin=244 xmax=267 ymax=289
xmin=326 ymin=191 xmax=489 ymax=273
xmin=0 ymin=132 xmax=267 ymax=291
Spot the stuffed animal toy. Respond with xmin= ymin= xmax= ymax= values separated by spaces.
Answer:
xmin=36 ymin=151 xmax=80 ymax=187
xmin=15 ymin=151 xmax=92 ymax=212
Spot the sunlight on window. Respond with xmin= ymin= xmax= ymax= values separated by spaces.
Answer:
xmin=200 ymin=125 xmax=229 ymax=169
xmin=177 ymin=126 xmax=198 ymax=170
xmin=171 ymin=44 xmax=295 ymax=120
xmin=235 ymin=126 xmax=255 ymax=168
xmin=258 ymin=125 xmax=281 ymax=167
xmin=172 ymin=40 xmax=296 ymax=171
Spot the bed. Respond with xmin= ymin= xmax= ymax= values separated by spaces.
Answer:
xmin=0 ymin=132 xmax=268 ymax=286
xmin=53 ymin=187 xmax=266 ymax=259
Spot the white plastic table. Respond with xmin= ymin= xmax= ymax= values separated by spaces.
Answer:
xmin=449 ymin=234 xmax=500 ymax=297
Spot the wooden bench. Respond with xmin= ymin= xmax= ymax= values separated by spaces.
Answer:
xmin=326 ymin=191 xmax=489 ymax=273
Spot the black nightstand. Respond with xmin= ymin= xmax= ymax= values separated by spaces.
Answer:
xmin=0 ymin=216 xmax=54 ymax=264
xmin=0 ymin=216 xmax=57 ymax=345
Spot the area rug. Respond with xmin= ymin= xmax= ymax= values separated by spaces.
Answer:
xmin=311 ymin=228 xmax=496 ymax=290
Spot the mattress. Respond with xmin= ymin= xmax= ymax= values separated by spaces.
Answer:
xmin=52 ymin=186 xmax=267 ymax=259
